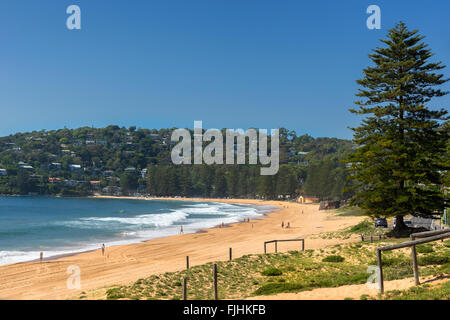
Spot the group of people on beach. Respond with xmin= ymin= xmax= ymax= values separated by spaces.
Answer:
xmin=281 ymin=221 xmax=290 ymax=229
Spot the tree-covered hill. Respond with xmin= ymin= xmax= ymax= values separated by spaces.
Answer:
xmin=0 ymin=125 xmax=354 ymax=199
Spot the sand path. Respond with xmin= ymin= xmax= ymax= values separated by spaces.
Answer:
xmin=248 ymin=275 xmax=449 ymax=300
xmin=0 ymin=198 xmax=362 ymax=300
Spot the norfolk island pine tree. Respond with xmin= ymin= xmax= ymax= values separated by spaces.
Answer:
xmin=345 ymin=22 xmax=449 ymax=236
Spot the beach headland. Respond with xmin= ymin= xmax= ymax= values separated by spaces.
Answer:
xmin=0 ymin=197 xmax=363 ymax=300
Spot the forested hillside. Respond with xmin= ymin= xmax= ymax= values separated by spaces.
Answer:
xmin=0 ymin=126 xmax=354 ymax=200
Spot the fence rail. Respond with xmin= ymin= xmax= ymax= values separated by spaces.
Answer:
xmin=264 ymin=238 xmax=305 ymax=254
xmin=376 ymin=229 xmax=450 ymax=294
xmin=360 ymin=234 xmax=387 ymax=242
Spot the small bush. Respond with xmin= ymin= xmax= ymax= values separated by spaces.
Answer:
xmin=254 ymin=282 xmax=304 ymax=295
xmin=416 ymin=245 xmax=434 ymax=254
xmin=106 ymin=287 xmax=126 ymax=300
xmin=322 ymin=255 xmax=345 ymax=263
xmin=261 ymin=268 xmax=283 ymax=276
xmin=419 ymin=254 xmax=450 ymax=266
xmin=349 ymin=220 xmax=373 ymax=233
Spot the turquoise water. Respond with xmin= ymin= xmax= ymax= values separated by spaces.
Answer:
xmin=0 ymin=196 xmax=271 ymax=265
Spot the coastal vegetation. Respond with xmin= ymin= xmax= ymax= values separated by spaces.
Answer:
xmin=102 ymin=238 xmax=449 ymax=300
xmin=0 ymin=126 xmax=354 ymax=200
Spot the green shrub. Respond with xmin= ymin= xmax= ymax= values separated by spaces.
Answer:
xmin=173 ymin=280 xmax=182 ymax=287
xmin=254 ymin=282 xmax=304 ymax=295
xmin=106 ymin=287 xmax=126 ymax=300
xmin=349 ymin=220 xmax=373 ymax=233
xmin=322 ymin=255 xmax=345 ymax=263
xmin=370 ymin=257 xmax=409 ymax=267
xmin=261 ymin=268 xmax=283 ymax=276
xmin=419 ymin=254 xmax=450 ymax=266
xmin=416 ymin=245 xmax=434 ymax=254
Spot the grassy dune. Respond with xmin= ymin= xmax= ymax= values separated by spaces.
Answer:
xmin=101 ymin=238 xmax=450 ymax=300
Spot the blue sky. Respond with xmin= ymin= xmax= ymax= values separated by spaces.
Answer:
xmin=0 ymin=0 xmax=449 ymax=139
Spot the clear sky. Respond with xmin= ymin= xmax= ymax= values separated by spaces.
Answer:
xmin=0 ymin=0 xmax=449 ymax=139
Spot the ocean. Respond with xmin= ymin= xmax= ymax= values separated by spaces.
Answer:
xmin=0 ymin=196 xmax=273 ymax=266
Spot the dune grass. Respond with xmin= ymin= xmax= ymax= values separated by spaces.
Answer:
xmin=368 ymin=280 xmax=450 ymax=300
xmin=101 ymin=238 xmax=449 ymax=300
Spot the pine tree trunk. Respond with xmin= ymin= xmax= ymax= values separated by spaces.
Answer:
xmin=393 ymin=215 xmax=406 ymax=230
xmin=391 ymin=215 xmax=409 ymax=237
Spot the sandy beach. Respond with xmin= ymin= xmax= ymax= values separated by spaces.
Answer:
xmin=0 ymin=197 xmax=363 ymax=300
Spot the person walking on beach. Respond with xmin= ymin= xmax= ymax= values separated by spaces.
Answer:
xmin=180 ymin=225 xmax=184 ymax=234
xmin=101 ymin=244 xmax=105 ymax=256
xmin=287 ymin=222 xmax=290 ymax=229
xmin=281 ymin=221 xmax=284 ymax=228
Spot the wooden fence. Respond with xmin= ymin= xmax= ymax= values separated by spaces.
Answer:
xmin=360 ymin=234 xmax=387 ymax=242
xmin=264 ymin=238 xmax=305 ymax=254
xmin=376 ymin=229 xmax=450 ymax=294
xmin=181 ymin=240 xmax=307 ymax=299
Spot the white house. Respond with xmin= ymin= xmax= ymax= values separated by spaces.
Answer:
xmin=0 ymin=169 xmax=7 ymax=176
xmin=49 ymin=162 xmax=62 ymax=170
xmin=69 ymin=164 xmax=82 ymax=172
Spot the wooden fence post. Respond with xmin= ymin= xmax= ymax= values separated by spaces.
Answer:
xmin=186 ymin=256 xmax=189 ymax=270
xmin=376 ymin=249 xmax=384 ymax=294
xmin=182 ymin=278 xmax=187 ymax=300
xmin=411 ymin=245 xmax=420 ymax=285
xmin=264 ymin=242 xmax=266 ymax=254
xmin=275 ymin=241 xmax=278 ymax=253
xmin=213 ymin=263 xmax=218 ymax=300
xmin=301 ymin=239 xmax=305 ymax=251
xmin=361 ymin=234 xmax=364 ymax=242
xmin=229 ymin=248 xmax=232 ymax=261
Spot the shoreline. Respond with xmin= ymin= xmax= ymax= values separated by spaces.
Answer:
xmin=0 ymin=197 xmax=363 ymax=300
xmin=0 ymin=195 xmax=276 ymax=267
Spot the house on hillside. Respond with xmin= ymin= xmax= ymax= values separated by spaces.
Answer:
xmin=19 ymin=162 xmax=33 ymax=170
xmin=64 ymin=180 xmax=79 ymax=187
xmin=102 ymin=186 xmax=122 ymax=196
xmin=96 ymin=140 xmax=107 ymax=146
xmin=0 ymin=169 xmax=7 ymax=176
xmin=48 ymin=177 xmax=63 ymax=184
xmin=90 ymin=181 xmax=101 ymax=190
xmin=49 ymin=163 xmax=62 ymax=170
xmin=69 ymin=164 xmax=82 ymax=172
xmin=103 ymin=170 xmax=114 ymax=177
